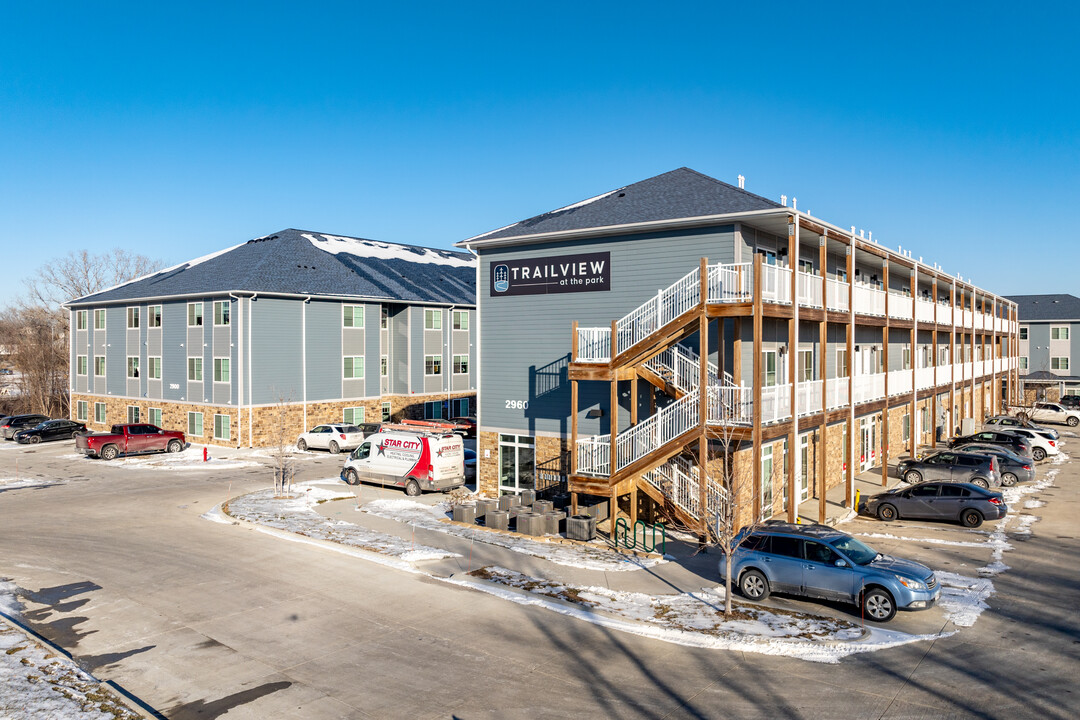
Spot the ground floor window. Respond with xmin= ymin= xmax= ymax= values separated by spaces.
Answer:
xmin=381 ymin=402 xmax=392 ymax=422
xmin=450 ymin=397 xmax=470 ymax=417
xmin=1051 ymin=357 xmax=1069 ymax=371
xmin=1065 ymin=388 xmax=1080 ymax=397
xmin=213 ymin=414 xmax=230 ymax=441
xmin=76 ymin=401 xmax=88 ymax=421
xmin=424 ymin=401 xmax=443 ymax=419
xmin=499 ymin=434 xmax=535 ymax=494
xmin=94 ymin=402 xmax=106 ymax=424
xmin=902 ymin=413 xmax=911 ymax=442
xmin=127 ymin=406 xmax=140 ymax=424
xmin=149 ymin=408 xmax=162 ymax=427
xmin=343 ymin=407 xmax=364 ymax=424
xmin=188 ymin=411 xmax=203 ymax=437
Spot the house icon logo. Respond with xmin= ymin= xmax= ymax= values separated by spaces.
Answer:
xmin=493 ymin=264 xmax=509 ymax=293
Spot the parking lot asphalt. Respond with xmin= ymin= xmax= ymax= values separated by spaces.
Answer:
xmin=1 ymin=437 xmax=1078 ymax=719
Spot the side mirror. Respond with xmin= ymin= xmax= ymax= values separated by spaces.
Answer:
xmin=834 ymin=559 xmax=849 ymax=568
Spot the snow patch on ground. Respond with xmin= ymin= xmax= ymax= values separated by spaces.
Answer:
xmin=447 ymin=567 xmax=944 ymax=664
xmin=0 ymin=476 xmax=64 ymax=490
xmin=856 ymin=532 xmax=990 ymax=549
xmin=936 ymin=572 xmax=995 ymax=627
xmin=222 ymin=482 xmax=459 ymax=563
xmin=0 ymin=582 xmax=142 ymax=719
xmin=1013 ymin=515 xmax=1038 ymax=536
xmin=108 ymin=446 xmax=261 ymax=471
xmin=1024 ymin=499 xmax=1046 ymax=509
xmin=361 ymin=498 xmax=666 ymax=572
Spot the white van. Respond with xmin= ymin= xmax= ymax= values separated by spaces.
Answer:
xmin=340 ymin=430 xmax=466 ymax=496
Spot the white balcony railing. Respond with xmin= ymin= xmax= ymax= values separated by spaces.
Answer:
xmin=826 ymin=278 xmax=849 ymax=312
xmin=889 ymin=370 xmax=913 ymax=396
xmin=915 ymin=298 xmax=936 ymax=324
xmin=576 ymin=434 xmax=610 ymax=476
xmin=761 ymin=265 xmax=792 ymax=305
xmin=707 ymin=262 xmax=753 ymax=303
xmin=760 ymin=383 xmax=792 ymax=425
xmin=826 ymin=377 xmax=849 ymax=409
xmin=915 ymin=366 xmax=935 ymax=390
xmin=854 ymin=285 xmax=886 ymax=316
xmin=576 ymin=328 xmax=611 ymax=363
xmin=615 ymin=393 xmax=698 ymax=474
xmin=796 ymin=271 xmax=823 ymax=309
xmin=888 ymin=293 xmax=913 ymax=321
xmin=706 ymin=385 xmax=754 ymax=426
xmin=853 ymin=372 xmax=886 ymax=404
xmin=797 ymin=379 xmax=824 ymax=416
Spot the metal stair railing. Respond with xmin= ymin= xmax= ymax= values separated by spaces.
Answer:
xmin=616 ymin=393 xmax=699 ymax=474
xmin=642 ymin=455 xmax=731 ymax=524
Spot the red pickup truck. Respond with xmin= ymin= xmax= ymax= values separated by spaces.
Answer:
xmin=76 ymin=423 xmax=186 ymax=460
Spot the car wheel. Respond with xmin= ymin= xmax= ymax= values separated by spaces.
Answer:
xmin=1033 ymin=448 xmax=1046 ymax=461
xmin=344 ymin=469 xmax=360 ymax=486
xmin=971 ymin=477 xmax=989 ymax=489
xmin=70 ymin=431 xmax=80 ymax=439
xmin=862 ymin=587 xmax=896 ymax=622
xmin=29 ymin=435 xmax=40 ymax=444
xmin=297 ymin=438 xmax=307 ymax=451
xmin=167 ymin=439 xmax=183 ymax=454
xmin=405 ymin=479 xmax=421 ymax=497
xmin=1001 ymin=472 xmax=1017 ymax=487
xmin=904 ymin=470 xmax=922 ymax=483
xmin=1068 ymin=416 xmax=1079 ymax=427
xmin=329 ymin=440 xmax=340 ymax=455
xmin=877 ymin=503 xmax=898 ymax=521
xmin=961 ymin=508 xmax=984 ymax=528
xmin=101 ymin=445 xmax=119 ymax=461
xmin=739 ymin=569 xmax=770 ymax=601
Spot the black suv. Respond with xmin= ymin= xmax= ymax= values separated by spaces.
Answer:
xmin=947 ymin=430 xmax=1032 ymax=458
xmin=1 ymin=414 xmax=50 ymax=440
xmin=1061 ymin=395 xmax=1080 ymax=409
xmin=896 ymin=450 xmax=1001 ymax=488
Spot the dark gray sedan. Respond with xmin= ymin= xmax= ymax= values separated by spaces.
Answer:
xmin=861 ymin=482 xmax=1008 ymax=528
xmin=953 ymin=443 xmax=1035 ymax=486
xmin=895 ymin=450 xmax=1001 ymax=488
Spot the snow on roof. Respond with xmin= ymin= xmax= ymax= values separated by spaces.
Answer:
xmin=303 ymin=233 xmax=474 ymax=268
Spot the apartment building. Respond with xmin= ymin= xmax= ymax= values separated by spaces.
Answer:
xmin=1010 ymin=294 xmax=1080 ymax=402
xmin=460 ymin=168 xmax=1019 ymax=533
xmin=67 ymin=229 xmax=476 ymax=447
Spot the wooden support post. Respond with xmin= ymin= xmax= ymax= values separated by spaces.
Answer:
xmin=609 ymin=319 xmax=617 ymax=482
xmin=630 ymin=376 xmax=638 ymax=426
xmin=787 ymin=216 xmax=797 ymax=523
xmin=882 ymin=260 xmax=890 ymax=488
xmin=818 ymin=230 xmax=828 ymax=524
xmin=733 ymin=318 xmax=742 ymax=385
xmin=699 ymin=311 xmax=708 ymax=538
xmin=752 ymin=254 xmax=764 ymax=521
xmin=571 ymin=320 xmax=579 ymax=516
xmin=846 ymin=238 xmax=855 ymax=507
xmin=630 ymin=485 xmax=637 ymax=525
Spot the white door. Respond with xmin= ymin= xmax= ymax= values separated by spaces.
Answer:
xmin=797 ymin=434 xmax=810 ymax=503
xmin=859 ymin=417 xmax=874 ymax=472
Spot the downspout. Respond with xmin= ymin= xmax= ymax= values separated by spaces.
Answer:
xmin=229 ymin=292 xmax=244 ymax=448
xmin=446 ymin=304 xmax=455 ymax=417
xmin=303 ymin=295 xmax=311 ymax=431
xmin=464 ymin=244 xmax=480 ymax=433
xmin=248 ymin=293 xmax=257 ymax=446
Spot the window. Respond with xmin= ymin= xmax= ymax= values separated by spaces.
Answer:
xmin=214 ymin=358 xmax=230 ymax=383
xmin=76 ymin=310 xmax=87 ymax=330
xmin=798 ymin=259 xmax=814 ymax=275
xmin=127 ymin=306 xmax=140 ymax=329
xmin=94 ymin=309 xmax=106 ymax=330
xmin=1051 ymin=357 xmax=1070 ymax=370
xmin=902 ymin=346 xmax=911 ymax=370
xmin=188 ymin=357 xmax=203 ymax=381
xmin=187 ymin=302 xmax=203 ymax=327
xmin=921 ymin=407 xmax=930 ymax=437
xmin=381 ymin=305 xmax=389 ymax=329
xmin=761 ymin=445 xmax=774 ymax=517
xmin=94 ymin=402 xmax=106 ymax=423
xmin=343 ymin=407 xmax=365 ymax=424
xmin=381 ymin=402 xmax=392 ymax=422
xmin=453 ymin=355 xmax=469 ymax=374
xmin=498 ymin=434 xmax=535 ymax=494
xmin=380 ymin=355 xmax=388 ymax=377
xmin=149 ymin=408 xmax=162 ymax=427
xmin=836 ymin=348 xmax=848 ymax=378
xmin=425 ymin=355 xmax=442 ymax=376
xmin=343 ymin=305 xmax=364 ymax=328
xmin=214 ymin=301 xmax=231 ymax=326
xmin=76 ymin=401 xmax=88 ymax=421
xmin=214 ymin=414 xmax=230 ymax=441
xmin=424 ymin=401 xmax=444 ymax=419
xmin=798 ymin=350 xmax=813 ymax=382
xmin=453 ymin=310 xmax=468 ymax=331
xmin=344 ymin=356 xmax=364 ymax=379
xmin=148 ymin=305 xmax=162 ymax=328
xmin=148 ymin=357 xmax=161 ymax=379
xmin=77 ymin=355 xmax=87 ymax=376
xmin=188 ymin=411 xmax=203 ymax=437
xmin=451 ymin=398 xmax=470 ymax=417
xmin=1019 ymin=357 xmax=1029 ymax=370
xmin=762 ymin=351 xmax=777 ymax=386
xmin=902 ymin=413 xmax=911 ymax=442
xmin=1019 ymin=327 xmax=1028 ymax=340
xmin=93 ymin=355 xmax=106 ymax=376
xmin=126 ymin=357 xmax=139 ymax=378
xmin=1052 ymin=327 xmax=1069 ymax=341
xmin=424 ymin=309 xmax=442 ymax=330
xmin=127 ymin=406 xmax=140 ymax=423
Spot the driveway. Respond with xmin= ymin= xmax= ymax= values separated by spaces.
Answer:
xmin=0 ymin=438 xmax=1077 ymax=719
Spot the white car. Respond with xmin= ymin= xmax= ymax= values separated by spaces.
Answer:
xmin=296 ymin=424 xmax=366 ymax=454
xmin=1002 ymin=427 xmax=1059 ymax=461
xmin=1011 ymin=402 xmax=1080 ymax=428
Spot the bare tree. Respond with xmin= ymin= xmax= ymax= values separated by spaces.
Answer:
xmin=269 ymin=394 xmax=296 ymax=497
xmin=0 ymin=306 xmax=68 ymax=416
xmin=26 ymin=248 xmax=165 ymax=308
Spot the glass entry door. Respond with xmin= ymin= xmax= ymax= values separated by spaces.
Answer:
xmin=498 ymin=434 xmax=535 ymax=495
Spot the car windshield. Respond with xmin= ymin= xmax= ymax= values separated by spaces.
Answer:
xmin=829 ymin=536 xmax=880 ymax=565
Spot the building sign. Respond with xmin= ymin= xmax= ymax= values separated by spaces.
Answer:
xmin=489 ymin=252 xmax=610 ymax=297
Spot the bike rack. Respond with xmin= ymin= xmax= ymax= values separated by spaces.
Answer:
xmin=615 ymin=517 xmax=666 ymax=555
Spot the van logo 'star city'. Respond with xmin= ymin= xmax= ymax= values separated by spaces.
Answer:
xmin=489 ymin=251 xmax=610 ymax=297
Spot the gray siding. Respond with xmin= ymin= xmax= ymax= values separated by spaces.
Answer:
xmin=365 ymin=305 xmax=381 ymax=397
xmin=251 ymin=298 xmax=303 ymax=404
xmin=390 ymin=305 xmax=409 ymax=394
xmin=478 ymin=224 xmax=735 ymax=436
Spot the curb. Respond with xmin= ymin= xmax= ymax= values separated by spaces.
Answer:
xmin=438 ymin=516 xmax=665 ymax=561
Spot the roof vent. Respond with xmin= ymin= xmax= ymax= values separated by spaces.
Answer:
xmin=792 ymin=197 xmax=798 ymax=210
xmin=737 ymin=175 xmax=745 ymax=189
xmin=618 ymin=192 xmax=625 ymax=197
xmin=780 ymin=194 xmax=787 ymax=206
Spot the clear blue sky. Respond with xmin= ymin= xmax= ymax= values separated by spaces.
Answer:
xmin=3 ymin=2 xmax=1076 ymax=307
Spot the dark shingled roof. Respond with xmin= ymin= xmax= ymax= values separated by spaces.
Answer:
xmin=465 ymin=167 xmax=782 ymax=242
xmin=70 ymin=229 xmax=476 ymax=306
xmin=1021 ymin=370 xmax=1080 ymax=382
xmin=1007 ymin=294 xmax=1080 ymax=322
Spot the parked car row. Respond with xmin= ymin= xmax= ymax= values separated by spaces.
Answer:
xmin=1 ymin=414 xmax=86 ymax=443
xmin=296 ymin=416 xmax=477 ymax=454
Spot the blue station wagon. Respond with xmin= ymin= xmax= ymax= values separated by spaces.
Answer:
xmin=719 ymin=522 xmax=940 ymax=622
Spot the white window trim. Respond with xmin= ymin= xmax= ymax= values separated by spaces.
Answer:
xmin=188 ymin=356 xmax=203 ymax=382
xmin=213 ymin=357 xmax=231 ymax=383
xmin=148 ymin=356 xmax=162 ymax=380
xmin=149 ymin=408 xmax=162 ymax=427
xmin=424 ymin=309 xmax=442 ymax=330
xmin=381 ymin=402 xmax=392 ymax=422
xmin=187 ymin=302 xmax=204 ymax=327
xmin=77 ymin=355 xmax=88 ymax=376
xmin=127 ymin=405 xmax=140 ymax=423
xmin=94 ymin=309 xmax=106 ymax=330
xmin=148 ymin=305 xmax=163 ymax=328
xmin=213 ymin=413 xmax=231 ymax=441
xmin=94 ymin=356 xmax=106 ymax=377
xmin=343 ymin=407 xmax=365 ymax=424
xmin=127 ymin=306 xmax=140 ymax=329
xmin=94 ymin=402 xmax=107 ymax=424
xmin=343 ymin=304 xmax=365 ymax=329
xmin=424 ymin=354 xmax=443 ymax=376
xmin=188 ymin=411 xmax=204 ymax=437
xmin=380 ymin=355 xmax=388 ymax=377
xmin=453 ymin=310 xmax=469 ymax=331
xmin=76 ymin=401 xmax=88 ymax=421
xmin=126 ymin=356 xmax=140 ymax=379
xmin=343 ymin=356 xmax=364 ymax=380
xmin=76 ymin=310 xmax=88 ymax=331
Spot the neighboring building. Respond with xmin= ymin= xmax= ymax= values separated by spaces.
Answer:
xmin=1009 ymin=294 xmax=1080 ymax=402
xmin=66 ymin=229 xmax=476 ymax=447
xmin=460 ymin=168 xmax=1019 ymax=532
